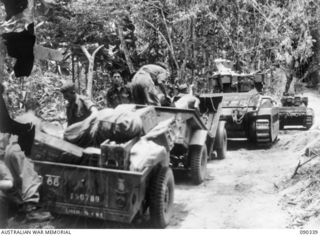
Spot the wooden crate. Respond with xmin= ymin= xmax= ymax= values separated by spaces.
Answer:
xmin=81 ymin=147 xmax=101 ymax=166
xmin=144 ymin=118 xmax=178 ymax=152
xmin=100 ymin=137 xmax=139 ymax=170
xmin=134 ymin=107 xmax=158 ymax=134
xmin=30 ymin=131 xmax=83 ymax=164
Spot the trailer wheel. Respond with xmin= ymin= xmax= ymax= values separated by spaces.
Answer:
xmin=149 ymin=166 xmax=174 ymax=228
xmin=189 ymin=145 xmax=207 ymax=185
xmin=216 ymin=128 xmax=227 ymax=159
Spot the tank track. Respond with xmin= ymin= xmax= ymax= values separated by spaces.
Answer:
xmin=255 ymin=119 xmax=271 ymax=144
xmin=305 ymin=115 xmax=313 ymax=129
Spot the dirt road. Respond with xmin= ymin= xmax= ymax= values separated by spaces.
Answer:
xmin=168 ymin=89 xmax=320 ymax=229
xmin=170 ymin=139 xmax=301 ymax=228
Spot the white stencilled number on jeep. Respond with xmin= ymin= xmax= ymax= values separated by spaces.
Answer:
xmin=69 ymin=193 xmax=101 ymax=204
xmin=45 ymin=174 xmax=61 ymax=187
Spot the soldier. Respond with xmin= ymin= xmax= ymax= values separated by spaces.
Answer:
xmin=106 ymin=72 xmax=131 ymax=108
xmin=0 ymin=133 xmax=52 ymax=228
xmin=0 ymin=83 xmax=35 ymax=156
xmin=0 ymin=157 xmax=13 ymax=228
xmin=0 ymin=96 xmax=56 ymax=228
xmin=131 ymin=64 xmax=170 ymax=106
xmin=60 ymin=82 xmax=98 ymax=126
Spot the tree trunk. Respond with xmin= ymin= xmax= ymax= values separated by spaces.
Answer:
xmin=116 ymin=22 xmax=135 ymax=74
xmin=160 ymin=9 xmax=180 ymax=74
xmin=191 ymin=16 xmax=196 ymax=80
xmin=80 ymin=45 xmax=104 ymax=98
xmin=144 ymin=18 xmax=179 ymax=79
xmin=79 ymin=66 xmax=86 ymax=94
xmin=77 ymin=60 xmax=82 ymax=94
xmin=0 ymin=39 xmax=6 ymax=84
xmin=72 ymin=54 xmax=75 ymax=84
xmin=87 ymin=58 xmax=94 ymax=97
xmin=180 ymin=19 xmax=190 ymax=82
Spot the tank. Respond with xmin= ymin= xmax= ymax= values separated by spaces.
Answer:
xmin=207 ymin=70 xmax=279 ymax=146
xmin=279 ymin=92 xmax=314 ymax=130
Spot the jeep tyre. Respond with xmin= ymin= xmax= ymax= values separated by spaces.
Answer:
xmin=149 ymin=166 xmax=174 ymax=228
xmin=216 ymin=127 xmax=227 ymax=159
xmin=189 ymin=145 xmax=208 ymax=185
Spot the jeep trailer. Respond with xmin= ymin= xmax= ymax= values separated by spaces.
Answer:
xmin=31 ymin=120 xmax=174 ymax=228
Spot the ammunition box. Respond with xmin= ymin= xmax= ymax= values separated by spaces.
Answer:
xmin=100 ymin=137 xmax=139 ymax=170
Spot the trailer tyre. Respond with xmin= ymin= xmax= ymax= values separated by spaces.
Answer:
xmin=216 ymin=128 xmax=227 ymax=159
xmin=150 ymin=166 xmax=174 ymax=228
xmin=190 ymin=145 xmax=207 ymax=185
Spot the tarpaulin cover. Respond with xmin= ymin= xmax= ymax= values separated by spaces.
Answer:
xmin=64 ymin=107 xmax=143 ymax=147
xmin=90 ymin=107 xmax=142 ymax=145
xmin=129 ymin=138 xmax=168 ymax=172
xmin=63 ymin=114 xmax=96 ymax=147
xmin=174 ymin=94 xmax=200 ymax=110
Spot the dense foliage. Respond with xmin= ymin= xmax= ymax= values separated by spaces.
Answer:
xmin=1 ymin=0 xmax=320 ymax=119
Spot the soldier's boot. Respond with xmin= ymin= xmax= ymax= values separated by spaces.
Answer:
xmin=23 ymin=203 xmax=53 ymax=222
